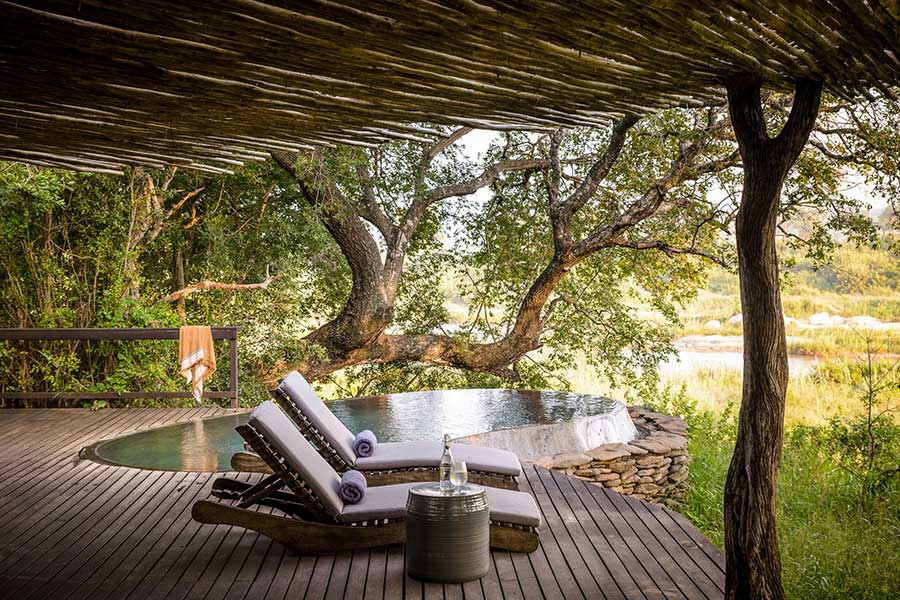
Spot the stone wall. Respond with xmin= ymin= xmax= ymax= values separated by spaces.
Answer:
xmin=531 ymin=407 xmax=690 ymax=508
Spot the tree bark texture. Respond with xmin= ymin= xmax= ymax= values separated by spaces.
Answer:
xmin=724 ymin=78 xmax=821 ymax=600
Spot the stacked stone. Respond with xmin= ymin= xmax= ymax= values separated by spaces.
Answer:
xmin=532 ymin=407 xmax=690 ymax=508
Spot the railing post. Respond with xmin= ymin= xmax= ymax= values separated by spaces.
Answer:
xmin=230 ymin=335 xmax=239 ymax=409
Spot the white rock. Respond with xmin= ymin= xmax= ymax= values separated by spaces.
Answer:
xmin=727 ymin=313 xmax=743 ymax=325
xmin=704 ymin=319 xmax=722 ymax=330
xmin=847 ymin=315 xmax=883 ymax=329
xmin=808 ymin=312 xmax=834 ymax=326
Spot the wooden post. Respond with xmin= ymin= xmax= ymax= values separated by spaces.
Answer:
xmin=230 ymin=336 xmax=239 ymax=409
xmin=724 ymin=78 xmax=822 ymax=600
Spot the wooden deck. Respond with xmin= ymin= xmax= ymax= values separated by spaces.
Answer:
xmin=0 ymin=409 xmax=724 ymax=599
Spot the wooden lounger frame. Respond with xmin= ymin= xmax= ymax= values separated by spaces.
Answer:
xmin=262 ymin=386 xmax=519 ymax=489
xmin=193 ymin=422 xmax=539 ymax=554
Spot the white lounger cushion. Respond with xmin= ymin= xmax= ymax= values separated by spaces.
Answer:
xmin=248 ymin=401 xmax=345 ymax=517
xmin=278 ymin=371 xmax=522 ymax=477
xmin=340 ymin=482 xmax=543 ymax=528
xmin=356 ymin=441 xmax=521 ymax=476
xmin=248 ymin=401 xmax=542 ymax=529
xmin=278 ymin=371 xmax=357 ymax=464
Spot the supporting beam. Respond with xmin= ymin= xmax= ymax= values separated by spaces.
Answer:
xmin=724 ymin=77 xmax=822 ymax=600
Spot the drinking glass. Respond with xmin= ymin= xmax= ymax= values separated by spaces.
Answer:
xmin=449 ymin=460 xmax=468 ymax=493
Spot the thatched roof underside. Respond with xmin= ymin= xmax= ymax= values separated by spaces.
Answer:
xmin=2 ymin=1 xmax=899 ymax=173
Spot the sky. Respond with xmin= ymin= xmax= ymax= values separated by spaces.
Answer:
xmin=451 ymin=128 xmax=889 ymax=214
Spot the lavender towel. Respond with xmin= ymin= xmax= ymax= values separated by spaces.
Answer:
xmin=353 ymin=429 xmax=377 ymax=458
xmin=339 ymin=470 xmax=367 ymax=504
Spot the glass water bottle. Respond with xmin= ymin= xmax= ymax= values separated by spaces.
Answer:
xmin=439 ymin=433 xmax=453 ymax=492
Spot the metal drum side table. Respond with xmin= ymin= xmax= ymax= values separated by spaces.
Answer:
xmin=405 ymin=483 xmax=490 ymax=583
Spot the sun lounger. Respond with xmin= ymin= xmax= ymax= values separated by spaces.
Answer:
xmin=230 ymin=371 xmax=522 ymax=489
xmin=194 ymin=401 xmax=542 ymax=554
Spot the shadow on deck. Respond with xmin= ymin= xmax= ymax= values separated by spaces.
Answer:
xmin=0 ymin=409 xmax=724 ymax=599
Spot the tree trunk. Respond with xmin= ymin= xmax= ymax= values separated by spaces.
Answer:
xmin=724 ymin=78 xmax=821 ymax=600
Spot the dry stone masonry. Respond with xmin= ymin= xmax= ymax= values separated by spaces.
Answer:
xmin=532 ymin=407 xmax=690 ymax=508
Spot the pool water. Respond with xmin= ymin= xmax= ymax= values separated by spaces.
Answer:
xmin=86 ymin=389 xmax=623 ymax=471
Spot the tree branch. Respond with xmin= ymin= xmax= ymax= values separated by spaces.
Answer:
xmin=608 ymin=237 xmax=730 ymax=268
xmin=160 ymin=273 xmax=283 ymax=303
xmin=355 ymin=162 xmax=396 ymax=241
xmin=561 ymin=116 xmax=639 ymax=221
xmin=774 ymin=79 xmax=825 ymax=163
xmin=425 ymin=127 xmax=473 ymax=161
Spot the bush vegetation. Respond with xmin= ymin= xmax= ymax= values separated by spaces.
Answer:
xmin=654 ymin=336 xmax=900 ymax=600
xmin=647 ymin=365 xmax=900 ymax=600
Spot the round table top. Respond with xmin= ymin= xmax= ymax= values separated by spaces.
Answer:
xmin=409 ymin=482 xmax=485 ymax=498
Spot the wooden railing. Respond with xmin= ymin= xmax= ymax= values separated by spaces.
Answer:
xmin=0 ymin=327 xmax=240 ymax=408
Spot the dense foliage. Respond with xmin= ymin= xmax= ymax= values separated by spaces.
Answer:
xmin=0 ymin=161 xmax=339 ymax=405
xmin=1 ymin=93 xmax=898 ymax=406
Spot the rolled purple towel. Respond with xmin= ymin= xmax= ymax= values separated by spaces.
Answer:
xmin=353 ymin=429 xmax=377 ymax=458
xmin=339 ymin=470 xmax=367 ymax=504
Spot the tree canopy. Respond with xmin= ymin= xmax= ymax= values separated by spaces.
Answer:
xmin=0 ymin=93 xmax=896 ymax=404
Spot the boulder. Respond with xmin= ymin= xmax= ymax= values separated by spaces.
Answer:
xmin=704 ymin=319 xmax=722 ymax=330
xmin=607 ymin=460 xmax=637 ymax=474
xmin=636 ymin=455 xmax=671 ymax=468
xmin=848 ymin=315 xmax=882 ymax=328
xmin=619 ymin=466 xmax=638 ymax=479
xmin=551 ymin=452 xmax=592 ymax=469
xmin=652 ymin=432 xmax=688 ymax=450
xmin=621 ymin=443 xmax=649 ymax=455
xmin=668 ymin=469 xmax=689 ymax=484
xmin=808 ymin=311 xmax=835 ymax=326
xmin=586 ymin=444 xmax=632 ymax=462
xmin=634 ymin=483 xmax=660 ymax=494
xmin=530 ymin=456 xmax=555 ymax=469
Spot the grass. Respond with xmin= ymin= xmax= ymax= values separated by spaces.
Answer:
xmin=567 ymin=346 xmax=900 ymax=599
xmin=683 ymin=419 xmax=900 ymax=600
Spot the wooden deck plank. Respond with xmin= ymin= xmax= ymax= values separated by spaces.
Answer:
xmin=0 ymin=411 xmax=725 ymax=600
xmin=13 ymin=469 xmax=172 ymax=600
xmin=277 ymin=555 xmax=316 ymax=600
xmin=515 ymin=469 xmax=564 ymax=600
xmin=0 ymin=408 xmax=165 ymax=527
xmin=97 ymin=473 xmax=214 ymax=600
xmin=478 ymin=553 xmax=503 ymax=600
xmin=168 ymin=474 xmax=257 ymax=600
xmin=524 ymin=467 xmax=593 ymax=599
xmin=594 ymin=485 xmax=707 ymax=599
xmin=634 ymin=499 xmax=725 ymax=596
xmin=64 ymin=471 xmax=202 ymax=600
xmin=0 ymin=467 xmax=155 ymax=586
xmin=323 ymin=550 xmax=353 ymax=600
xmin=561 ymin=475 xmax=669 ymax=600
xmin=536 ymin=466 xmax=622 ymax=599
xmin=364 ymin=547 xmax=387 ymax=600
xmin=546 ymin=468 xmax=644 ymax=599
xmin=382 ymin=544 xmax=405 ymax=600
xmin=345 ymin=549 xmax=374 ymax=599
xmin=0 ymin=408 xmax=155 ymax=503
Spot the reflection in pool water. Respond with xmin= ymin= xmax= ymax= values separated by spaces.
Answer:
xmin=88 ymin=389 xmax=622 ymax=471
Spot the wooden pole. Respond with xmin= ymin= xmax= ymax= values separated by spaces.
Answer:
xmin=230 ymin=337 xmax=239 ymax=409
